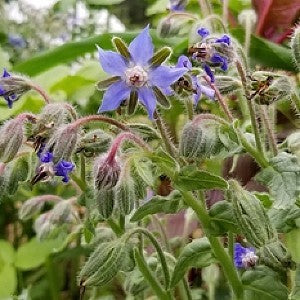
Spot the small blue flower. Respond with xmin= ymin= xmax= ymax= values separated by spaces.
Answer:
xmin=37 ymin=148 xmax=74 ymax=183
xmin=197 ymin=27 xmax=210 ymax=38
xmin=215 ymin=34 xmax=231 ymax=46
xmin=210 ymin=53 xmax=228 ymax=71
xmin=176 ymin=56 xmax=215 ymax=104
xmin=54 ymin=160 xmax=75 ymax=183
xmin=203 ymin=64 xmax=215 ymax=83
xmin=234 ymin=243 xmax=258 ymax=269
xmin=169 ymin=0 xmax=186 ymax=12
xmin=0 ymin=69 xmax=17 ymax=108
xmin=8 ymin=34 xmax=26 ymax=48
xmin=97 ymin=26 xmax=187 ymax=120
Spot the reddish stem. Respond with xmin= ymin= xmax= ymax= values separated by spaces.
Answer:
xmin=29 ymin=83 xmax=51 ymax=104
xmin=69 ymin=115 xmax=130 ymax=132
xmin=0 ymin=163 xmax=6 ymax=176
xmin=107 ymin=132 xmax=151 ymax=163
xmin=192 ymin=113 xmax=229 ymax=126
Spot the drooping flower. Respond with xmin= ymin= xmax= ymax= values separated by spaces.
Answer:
xmin=176 ymin=55 xmax=215 ymax=104
xmin=234 ymin=243 xmax=258 ymax=269
xmin=34 ymin=146 xmax=75 ymax=184
xmin=0 ymin=69 xmax=17 ymax=108
xmin=169 ymin=0 xmax=187 ymax=12
xmin=97 ymin=26 xmax=187 ymax=119
xmin=191 ymin=29 xmax=233 ymax=82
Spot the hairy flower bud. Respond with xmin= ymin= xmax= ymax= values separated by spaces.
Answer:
xmin=291 ymin=25 xmax=300 ymax=70
xmin=250 ymin=72 xmax=293 ymax=105
xmin=179 ymin=119 xmax=223 ymax=158
xmin=30 ymin=104 xmax=77 ymax=145
xmin=93 ymin=155 xmax=121 ymax=190
xmin=95 ymin=189 xmax=115 ymax=220
xmin=18 ymin=195 xmax=60 ymax=221
xmin=115 ymin=166 xmax=135 ymax=216
xmin=50 ymin=200 xmax=75 ymax=224
xmin=0 ymin=117 xmax=25 ymax=163
xmin=214 ymin=76 xmax=242 ymax=95
xmin=34 ymin=213 xmax=54 ymax=240
xmin=76 ymin=129 xmax=112 ymax=157
xmin=227 ymin=180 xmax=276 ymax=248
xmin=0 ymin=69 xmax=31 ymax=108
xmin=44 ymin=124 xmax=79 ymax=163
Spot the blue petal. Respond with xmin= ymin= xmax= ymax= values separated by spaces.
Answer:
xmin=137 ymin=86 xmax=157 ymax=120
xmin=2 ymin=68 xmax=11 ymax=78
xmin=201 ymin=85 xmax=215 ymax=99
xmin=216 ymin=34 xmax=231 ymax=45
xmin=191 ymin=76 xmax=201 ymax=104
xmin=98 ymin=80 xmax=131 ymax=113
xmin=150 ymin=65 xmax=187 ymax=89
xmin=160 ymin=86 xmax=174 ymax=96
xmin=197 ymin=27 xmax=210 ymax=38
xmin=128 ymin=25 xmax=154 ymax=66
xmin=176 ymin=55 xmax=192 ymax=70
xmin=203 ymin=64 xmax=215 ymax=83
xmin=97 ymin=46 xmax=127 ymax=76
xmin=211 ymin=53 xmax=228 ymax=71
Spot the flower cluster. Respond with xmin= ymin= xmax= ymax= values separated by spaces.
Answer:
xmin=190 ymin=28 xmax=233 ymax=82
xmin=234 ymin=243 xmax=258 ymax=269
xmin=33 ymin=145 xmax=75 ymax=184
xmin=97 ymin=26 xmax=187 ymax=119
xmin=176 ymin=55 xmax=215 ymax=104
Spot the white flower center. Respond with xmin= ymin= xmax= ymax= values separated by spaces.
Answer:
xmin=242 ymin=251 xmax=258 ymax=268
xmin=125 ymin=66 xmax=148 ymax=87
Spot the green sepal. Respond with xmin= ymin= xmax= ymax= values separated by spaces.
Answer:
xmin=150 ymin=47 xmax=171 ymax=67
xmin=112 ymin=37 xmax=131 ymax=59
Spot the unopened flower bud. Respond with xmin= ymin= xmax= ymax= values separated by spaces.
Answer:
xmin=50 ymin=200 xmax=75 ymax=224
xmin=19 ymin=195 xmax=60 ymax=221
xmin=227 ymin=180 xmax=276 ymax=248
xmin=250 ymin=72 xmax=293 ymax=105
xmin=215 ymin=76 xmax=242 ymax=95
xmin=286 ymin=132 xmax=300 ymax=161
xmin=44 ymin=124 xmax=79 ymax=163
xmin=115 ymin=166 xmax=135 ymax=216
xmin=34 ymin=213 xmax=54 ymax=240
xmin=0 ymin=117 xmax=25 ymax=163
xmin=93 ymin=154 xmax=121 ymax=190
xmin=95 ymin=189 xmax=115 ymax=220
xmin=77 ymin=129 xmax=112 ymax=157
xmin=31 ymin=103 xmax=77 ymax=143
xmin=179 ymin=119 xmax=223 ymax=158
xmin=291 ymin=25 xmax=300 ymax=70
xmin=0 ymin=69 xmax=31 ymax=108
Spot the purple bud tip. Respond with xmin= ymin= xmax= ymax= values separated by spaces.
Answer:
xmin=2 ymin=68 xmax=11 ymax=78
xmin=197 ymin=27 xmax=210 ymax=38
xmin=215 ymin=34 xmax=231 ymax=46
xmin=203 ymin=64 xmax=215 ymax=83
xmin=234 ymin=243 xmax=258 ymax=269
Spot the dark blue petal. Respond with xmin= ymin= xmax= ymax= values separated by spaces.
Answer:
xmin=137 ymin=86 xmax=157 ymax=120
xmin=97 ymin=46 xmax=128 ymax=76
xmin=211 ymin=53 xmax=228 ymax=71
xmin=2 ymin=68 xmax=11 ymax=78
xmin=40 ymin=151 xmax=54 ymax=163
xmin=197 ymin=27 xmax=210 ymax=38
xmin=216 ymin=34 xmax=231 ymax=45
xmin=98 ymin=80 xmax=131 ymax=113
xmin=150 ymin=65 xmax=187 ymax=89
xmin=128 ymin=25 xmax=154 ymax=66
xmin=169 ymin=0 xmax=186 ymax=11
xmin=176 ymin=55 xmax=192 ymax=70
xmin=54 ymin=160 xmax=75 ymax=183
xmin=203 ymin=64 xmax=215 ymax=83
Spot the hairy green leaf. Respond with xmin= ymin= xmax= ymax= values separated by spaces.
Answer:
xmin=170 ymin=237 xmax=215 ymax=287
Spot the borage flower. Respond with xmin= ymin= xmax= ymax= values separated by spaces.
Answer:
xmin=169 ymin=0 xmax=187 ymax=12
xmin=234 ymin=243 xmax=258 ymax=269
xmin=176 ymin=55 xmax=215 ymax=104
xmin=32 ymin=147 xmax=75 ymax=184
xmin=0 ymin=69 xmax=17 ymax=108
xmin=190 ymin=28 xmax=233 ymax=83
xmin=97 ymin=26 xmax=187 ymax=119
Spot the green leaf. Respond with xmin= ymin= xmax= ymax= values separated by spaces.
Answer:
xmin=231 ymin=28 xmax=296 ymax=72
xmin=0 ymin=264 xmax=17 ymax=298
xmin=174 ymin=166 xmax=228 ymax=191
xmin=209 ymin=201 xmax=238 ymax=235
xmin=15 ymin=238 xmax=63 ymax=270
xmin=0 ymin=240 xmax=15 ymax=265
xmin=291 ymin=264 xmax=300 ymax=300
xmin=130 ymin=190 xmax=183 ymax=222
xmin=170 ymin=237 xmax=215 ymax=287
xmin=13 ymin=31 xmax=176 ymax=76
xmin=241 ymin=266 xmax=289 ymax=300
xmin=256 ymin=152 xmax=300 ymax=209
xmin=286 ymin=229 xmax=300 ymax=263
xmin=132 ymin=156 xmax=155 ymax=187
xmin=268 ymin=206 xmax=300 ymax=233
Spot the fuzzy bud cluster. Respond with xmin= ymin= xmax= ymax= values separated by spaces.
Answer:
xmin=179 ymin=119 xmax=223 ymax=158
xmin=0 ymin=117 xmax=25 ymax=163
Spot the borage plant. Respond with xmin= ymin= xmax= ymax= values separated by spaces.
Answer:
xmin=1 ymin=1 xmax=300 ymax=299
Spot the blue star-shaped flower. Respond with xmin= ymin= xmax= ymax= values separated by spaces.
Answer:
xmin=234 ymin=243 xmax=258 ymax=269
xmin=97 ymin=26 xmax=187 ymax=119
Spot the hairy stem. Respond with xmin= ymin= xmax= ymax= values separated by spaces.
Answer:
xmin=181 ymin=191 xmax=244 ymax=299
xmin=29 ymin=83 xmax=51 ymax=104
